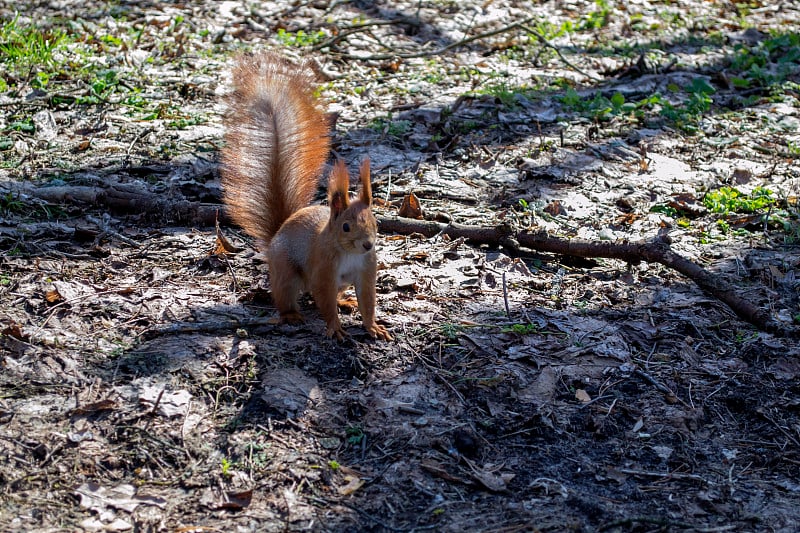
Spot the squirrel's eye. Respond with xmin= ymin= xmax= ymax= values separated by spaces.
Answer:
xmin=342 ymin=222 xmax=350 ymax=232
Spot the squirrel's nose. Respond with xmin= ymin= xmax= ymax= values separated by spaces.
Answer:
xmin=363 ymin=241 xmax=373 ymax=251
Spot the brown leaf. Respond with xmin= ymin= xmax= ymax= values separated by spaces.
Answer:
xmin=337 ymin=475 xmax=365 ymax=496
xmin=1 ymin=322 xmax=28 ymax=341
xmin=45 ymin=288 xmax=62 ymax=303
xmin=217 ymin=489 xmax=252 ymax=510
xmin=403 ymin=251 xmax=429 ymax=261
xmin=543 ymin=200 xmax=567 ymax=216
xmin=668 ymin=193 xmax=706 ymax=217
xmin=398 ymin=192 xmax=424 ymax=219
xmin=463 ymin=458 xmax=514 ymax=492
xmin=215 ymin=217 xmax=243 ymax=254
xmin=732 ymin=167 xmax=753 ymax=184
xmin=420 ymin=460 xmax=473 ymax=486
xmin=728 ymin=213 xmax=763 ymax=229
xmin=616 ymin=212 xmax=640 ymax=225
xmin=70 ymin=399 xmax=118 ymax=416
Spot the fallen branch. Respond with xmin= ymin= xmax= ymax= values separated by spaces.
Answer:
xmin=144 ymin=316 xmax=277 ymax=338
xmin=377 ymin=215 xmax=791 ymax=336
xmin=0 ymin=179 xmax=219 ymax=228
xmin=2 ymin=178 xmax=790 ymax=335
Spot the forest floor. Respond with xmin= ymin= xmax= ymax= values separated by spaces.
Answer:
xmin=2 ymin=1 xmax=800 ymax=532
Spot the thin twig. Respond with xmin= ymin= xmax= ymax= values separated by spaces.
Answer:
xmin=312 ymin=17 xmax=420 ymax=51
xmin=502 ymin=271 xmax=510 ymax=318
xmin=143 ymin=388 xmax=165 ymax=431
xmin=335 ymin=16 xmax=537 ymax=61
xmin=616 ymin=468 xmax=712 ymax=485
xmin=309 ymin=496 xmax=438 ymax=532
xmin=519 ymin=24 xmax=601 ymax=81
xmin=633 ymin=368 xmax=689 ymax=407
xmin=757 ymin=408 xmax=800 ymax=448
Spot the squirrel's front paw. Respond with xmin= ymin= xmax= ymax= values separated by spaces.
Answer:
xmin=366 ymin=323 xmax=393 ymax=341
xmin=325 ymin=322 xmax=348 ymax=341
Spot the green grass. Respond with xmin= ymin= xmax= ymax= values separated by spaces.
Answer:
xmin=559 ymin=87 xmax=659 ymax=123
xmin=501 ymin=323 xmax=539 ymax=335
xmin=0 ymin=14 xmax=66 ymax=76
xmin=345 ymin=425 xmax=364 ymax=446
xmin=275 ymin=28 xmax=327 ymax=48
xmin=556 ymin=75 xmax=719 ymax=132
xmin=369 ymin=114 xmax=412 ymax=139
xmin=475 ymin=80 xmax=524 ymax=108
xmin=6 ymin=117 xmax=35 ymax=134
xmin=220 ymin=457 xmax=233 ymax=477
xmin=728 ymin=31 xmax=800 ymax=88
xmin=580 ymin=0 xmax=613 ymax=30
xmin=1 ymin=192 xmax=25 ymax=215
xmin=0 ymin=13 xmax=209 ymax=124
xmin=703 ymin=186 xmax=775 ymax=214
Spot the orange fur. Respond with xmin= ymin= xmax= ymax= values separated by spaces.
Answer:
xmin=221 ymin=52 xmax=330 ymax=244
xmin=220 ymin=53 xmax=392 ymax=341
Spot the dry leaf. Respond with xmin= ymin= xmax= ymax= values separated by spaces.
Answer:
xmin=471 ymin=469 xmax=513 ymax=492
xmin=398 ymin=192 xmax=424 ymax=219
xmin=214 ymin=219 xmax=243 ymax=254
xmin=218 ymin=489 xmax=252 ymax=510
xmin=138 ymin=387 xmax=192 ymax=418
xmin=402 ymin=251 xmax=429 ymax=261
xmin=337 ymin=295 xmax=359 ymax=310
xmin=543 ymin=200 xmax=567 ymax=216
xmin=51 ymin=280 xmax=94 ymax=301
xmin=420 ymin=460 xmax=473 ymax=485
xmin=74 ymin=482 xmax=166 ymax=514
xmin=45 ymin=288 xmax=62 ymax=303
xmin=337 ymin=476 xmax=365 ymax=496
xmin=1 ymin=322 xmax=28 ymax=341
xmin=79 ymin=517 xmax=131 ymax=532
xmin=463 ymin=458 xmax=514 ymax=492
xmin=70 ymin=399 xmax=118 ymax=416
xmin=261 ymin=368 xmax=321 ymax=417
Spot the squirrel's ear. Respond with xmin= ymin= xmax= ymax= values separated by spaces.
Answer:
xmin=328 ymin=160 xmax=350 ymax=218
xmin=359 ymin=158 xmax=372 ymax=206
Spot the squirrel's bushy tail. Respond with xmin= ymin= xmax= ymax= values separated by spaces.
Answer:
xmin=221 ymin=52 xmax=331 ymax=244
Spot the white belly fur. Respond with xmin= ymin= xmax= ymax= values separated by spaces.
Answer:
xmin=337 ymin=252 xmax=367 ymax=289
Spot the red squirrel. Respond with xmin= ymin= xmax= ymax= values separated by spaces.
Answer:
xmin=221 ymin=52 xmax=392 ymax=341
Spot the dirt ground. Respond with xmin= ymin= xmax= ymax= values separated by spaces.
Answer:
xmin=2 ymin=1 xmax=800 ymax=532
